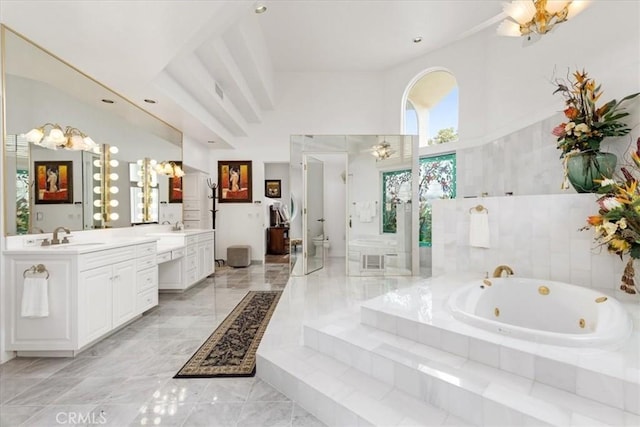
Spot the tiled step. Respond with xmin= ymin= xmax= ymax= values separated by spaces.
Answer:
xmin=303 ymin=317 xmax=640 ymax=426
xmin=257 ymin=344 xmax=471 ymax=426
xmin=359 ymin=296 xmax=640 ymax=415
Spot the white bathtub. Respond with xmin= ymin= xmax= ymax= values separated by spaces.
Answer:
xmin=447 ymin=277 xmax=632 ymax=347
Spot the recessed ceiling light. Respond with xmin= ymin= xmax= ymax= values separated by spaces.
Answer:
xmin=144 ymin=99 xmax=157 ymax=104
xmin=101 ymin=99 xmax=115 ymax=104
xmin=255 ymin=3 xmax=267 ymax=13
xmin=413 ymin=36 xmax=423 ymax=43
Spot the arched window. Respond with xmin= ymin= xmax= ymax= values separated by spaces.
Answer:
xmin=404 ymin=70 xmax=458 ymax=147
xmin=399 ymin=69 xmax=458 ymax=247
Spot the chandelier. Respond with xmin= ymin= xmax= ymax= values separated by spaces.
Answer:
xmin=23 ymin=123 xmax=98 ymax=151
xmin=496 ymin=1 xmax=589 ymax=38
xmin=155 ymin=161 xmax=185 ymax=178
xmin=371 ymin=141 xmax=395 ymax=161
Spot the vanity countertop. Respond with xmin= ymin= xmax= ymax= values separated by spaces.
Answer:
xmin=147 ymin=229 xmax=214 ymax=237
xmin=3 ymin=236 xmax=160 ymax=255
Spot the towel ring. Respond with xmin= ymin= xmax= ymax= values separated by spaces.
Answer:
xmin=469 ymin=205 xmax=488 ymax=214
xmin=23 ymin=264 xmax=50 ymax=279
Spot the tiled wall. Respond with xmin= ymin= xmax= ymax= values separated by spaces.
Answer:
xmin=431 ymin=194 xmax=624 ymax=291
xmin=455 ymin=113 xmax=634 ymax=198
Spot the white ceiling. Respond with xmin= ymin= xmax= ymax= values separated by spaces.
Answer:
xmin=0 ymin=0 xmax=504 ymax=150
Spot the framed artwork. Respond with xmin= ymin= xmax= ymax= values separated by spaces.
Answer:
xmin=265 ymin=179 xmax=281 ymax=198
xmin=168 ymin=161 xmax=183 ymax=203
xmin=218 ymin=160 xmax=252 ymax=203
xmin=34 ymin=161 xmax=73 ymax=204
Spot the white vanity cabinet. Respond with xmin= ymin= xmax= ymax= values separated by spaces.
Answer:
xmin=4 ymin=239 xmax=158 ymax=356
xmin=155 ymin=230 xmax=214 ymax=291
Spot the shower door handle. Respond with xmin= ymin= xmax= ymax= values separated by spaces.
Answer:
xmin=317 ymin=218 xmax=325 ymax=222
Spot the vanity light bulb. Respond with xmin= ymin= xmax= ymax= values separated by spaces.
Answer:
xmin=150 ymin=159 xmax=157 ymax=166
xmin=93 ymin=160 xmax=102 ymax=167
xmin=110 ymin=159 xmax=119 ymax=167
xmin=137 ymin=181 xmax=144 ymax=187
xmin=93 ymin=186 xmax=101 ymax=194
xmin=93 ymin=200 xmax=102 ymax=207
xmin=110 ymin=186 xmax=119 ymax=194
xmin=137 ymin=159 xmax=143 ymax=166
xmin=138 ymin=203 xmax=144 ymax=208
xmin=110 ymin=173 xmax=119 ymax=181
xmin=93 ymin=173 xmax=101 ymax=181
xmin=110 ymin=200 xmax=119 ymax=207
xmin=109 ymin=146 xmax=119 ymax=154
xmin=110 ymin=213 xmax=119 ymax=221
xmin=93 ymin=213 xmax=102 ymax=221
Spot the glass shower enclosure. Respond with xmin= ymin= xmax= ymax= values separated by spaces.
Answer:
xmin=289 ymin=134 xmax=418 ymax=277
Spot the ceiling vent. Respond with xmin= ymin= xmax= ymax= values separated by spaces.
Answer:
xmin=215 ymin=82 xmax=224 ymax=100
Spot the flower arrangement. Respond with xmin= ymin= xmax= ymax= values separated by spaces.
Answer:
xmin=584 ymin=138 xmax=640 ymax=295
xmin=552 ymin=69 xmax=639 ymax=158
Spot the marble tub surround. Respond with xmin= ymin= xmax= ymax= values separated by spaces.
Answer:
xmin=431 ymin=194 xmax=640 ymax=296
xmin=256 ymin=266 xmax=639 ymax=426
xmin=0 ymin=264 xmax=320 ymax=426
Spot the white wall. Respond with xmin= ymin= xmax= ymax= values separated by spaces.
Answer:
xmin=382 ymin=1 xmax=640 ymax=145
xmin=213 ymin=71 xmax=387 ymax=261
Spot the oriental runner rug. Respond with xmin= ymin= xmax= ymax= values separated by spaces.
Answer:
xmin=174 ymin=290 xmax=282 ymax=378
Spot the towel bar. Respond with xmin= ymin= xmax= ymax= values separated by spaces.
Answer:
xmin=469 ymin=205 xmax=488 ymax=213
xmin=23 ymin=264 xmax=50 ymax=279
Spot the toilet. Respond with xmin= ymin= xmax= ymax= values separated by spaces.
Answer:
xmin=312 ymin=235 xmax=330 ymax=258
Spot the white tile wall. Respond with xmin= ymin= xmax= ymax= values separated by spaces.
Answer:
xmin=432 ymin=193 xmax=627 ymax=291
xmin=455 ymin=113 xmax=635 ymax=199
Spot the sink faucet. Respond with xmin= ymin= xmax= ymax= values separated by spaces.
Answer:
xmin=161 ymin=220 xmax=171 ymax=225
xmin=52 ymin=226 xmax=71 ymax=245
xmin=493 ymin=265 xmax=514 ymax=278
xmin=173 ymin=221 xmax=184 ymax=231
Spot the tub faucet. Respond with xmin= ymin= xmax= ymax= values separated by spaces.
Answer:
xmin=173 ymin=221 xmax=184 ymax=231
xmin=52 ymin=226 xmax=71 ymax=245
xmin=493 ymin=265 xmax=514 ymax=278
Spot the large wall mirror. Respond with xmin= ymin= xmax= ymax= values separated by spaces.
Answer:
xmin=2 ymin=25 xmax=183 ymax=235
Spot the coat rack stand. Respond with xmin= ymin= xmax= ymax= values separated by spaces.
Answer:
xmin=207 ymin=178 xmax=225 ymax=267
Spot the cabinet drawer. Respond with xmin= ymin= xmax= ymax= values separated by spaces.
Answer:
xmin=186 ymin=254 xmax=197 ymax=271
xmin=186 ymin=235 xmax=198 ymax=246
xmin=198 ymin=232 xmax=214 ymax=242
xmin=156 ymin=251 xmax=171 ymax=264
xmin=137 ymin=266 xmax=158 ymax=292
xmin=136 ymin=287 xmax=158 ymax=313
xmin=187 ymin=244 xmax=197 ymax=255
xmin=137 ymin=254 xmax=156 ymax=271
xmin=137 ymin=242 xmax=156 ymax=257
xmin=183 ymin=221 xmax=201 ymax=230
xmin=79 ymin=246 xmax=136 ymax=271
xmin=183 ymin=210 xmax=200 ymax=220
xmin=186 ymin=268 xmax=198 ymax=285
xmin=172 ymin=248 xmax=185 ymax=260
xmin=183 ymin=200 xmax=199 ymax=210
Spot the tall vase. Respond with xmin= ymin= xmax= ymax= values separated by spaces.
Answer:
xmin=565 ymin=151 xmax=617 ymax=193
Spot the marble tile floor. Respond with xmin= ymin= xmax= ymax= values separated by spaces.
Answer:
xmin=0 ymin=263 xmax=325 ymax=427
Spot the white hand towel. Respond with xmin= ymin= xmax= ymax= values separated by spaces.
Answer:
xmin=469 ymin=211 xmax=490 ymax=248
xmin=358 ymin=202 xmax=373 ymax=222
xmin=21 ymin=277 xmax=49 ymax=317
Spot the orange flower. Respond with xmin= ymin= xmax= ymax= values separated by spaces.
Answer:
xmin=564 ymin=107 xmax=579 ymax=120
xmin=587 ymin=215 xmax=603 ymax=226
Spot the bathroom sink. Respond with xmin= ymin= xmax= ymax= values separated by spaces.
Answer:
xmin=49 ymin=242 xmax=106 ymax=248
